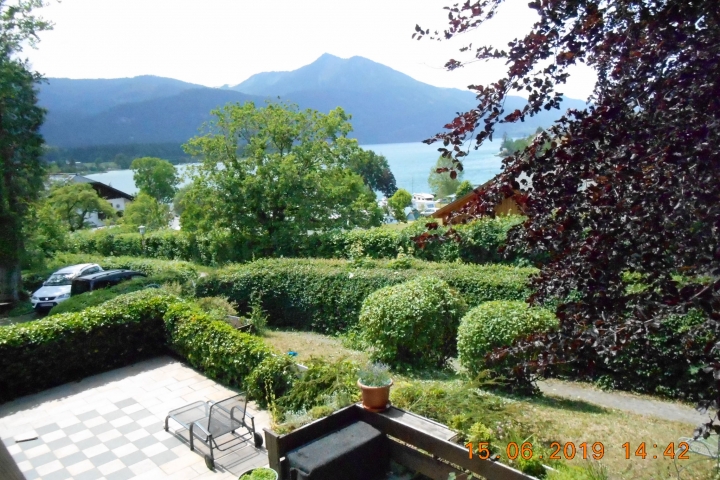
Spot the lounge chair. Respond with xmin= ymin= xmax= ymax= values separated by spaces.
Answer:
xmin=165 ymin=393 xmax=263 ymax=469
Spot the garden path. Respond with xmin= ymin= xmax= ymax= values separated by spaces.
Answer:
xmin=538 ymin=379 xmax=710 ymax=426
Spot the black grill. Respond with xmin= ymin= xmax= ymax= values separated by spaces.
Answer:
xmin=40 ymin=297 xmax=55 ymax=301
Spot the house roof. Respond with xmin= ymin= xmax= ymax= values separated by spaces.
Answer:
xmin=48 ymin=173 xmax=135 ymax=201
xmin=431 ymin=178 xmax=494 ymax=221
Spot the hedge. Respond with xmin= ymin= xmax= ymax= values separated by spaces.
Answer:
xmin=163 ymin=303 xmax=273 ymax=387
xmin=0 ymin=290 xmax=174 ymax=402
xmin=66 ymin=228 xmax=251 ymax=265
xmin=457 ymin=300 xmax=558 ymax=377
xmin=47 ymin=274 xmax=179 ymax=316
xmin=64 ymin=215 xmax=529 ymax=266
xmin=196 ymin=258 xmax=534 ymax=333
xmin=0 ymin=289 xmax=273 ymax=403
xmin=22 ymin=252 xmax=199 ymax=292
xmin=593 ymin=309 xmax=718 ymax=402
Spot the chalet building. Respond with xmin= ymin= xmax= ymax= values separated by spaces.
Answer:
xmin=47 ymin=174 xmax=135 ymax=227
xmin=432 ymin=177 xmax=521 ymax=226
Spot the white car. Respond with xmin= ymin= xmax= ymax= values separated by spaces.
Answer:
xmin=31 ymin=263 xmax=104 ymax=311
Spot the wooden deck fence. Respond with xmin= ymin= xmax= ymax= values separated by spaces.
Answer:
xmin=264 ymin=403 xmax=537 ymax=480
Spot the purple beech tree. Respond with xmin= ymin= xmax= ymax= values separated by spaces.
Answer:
xmin=416 ymin=0 xmax=720 ymax=436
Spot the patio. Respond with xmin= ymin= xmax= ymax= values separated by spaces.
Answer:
xmin=0 ymin=355 xmax=271 ymax=480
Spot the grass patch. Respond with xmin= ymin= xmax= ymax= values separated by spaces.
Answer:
xmin=263 ymin=329 xmax=369 ymax=364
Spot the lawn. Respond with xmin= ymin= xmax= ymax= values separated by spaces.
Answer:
xmin=264 ymin=328 xmax=716 ymax=480
xmin=262 ymin=329 xmax=369 ymax=364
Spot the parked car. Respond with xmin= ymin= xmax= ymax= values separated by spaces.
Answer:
xmin=31 ymin=263 xmax=103 ymax=311
xmin=70 ymin=269 xmax=147 ymax=296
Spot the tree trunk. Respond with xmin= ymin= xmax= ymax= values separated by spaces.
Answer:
xmin=0 ymin=261 xmax=20 ymax=302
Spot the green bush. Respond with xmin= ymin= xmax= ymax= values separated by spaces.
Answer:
xmin=359 ymin=277 xmax=467 ymax=368
xmin=195 ymin=296 xmax=238 ymax=317
xmin=276 ymin=358 xmax=359 ymax=412
xmin=246 ymin=355 xmax=297 ymax=408
xmin=163 ymin=303 xmax=272 ymax=387
xmin=47 ymin=274 xmax=180 ymax=316
xmin=457 ymin=301 xmax=558 ymax=377
xmin=0 ymin=289 xmax=175 ymax=402
xmin=196 ymin=258 xmax=533 ymax=334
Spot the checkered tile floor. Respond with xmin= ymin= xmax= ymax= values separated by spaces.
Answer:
xmin=0 ymin=356 xmax=270 ymax=479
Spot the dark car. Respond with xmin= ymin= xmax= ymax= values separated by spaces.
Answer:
xmin=70 ymin=269 xmax=147 ymax=296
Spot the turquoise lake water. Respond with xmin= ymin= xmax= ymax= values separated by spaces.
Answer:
xmin=87 ymin=141 xmax=504 ymax=197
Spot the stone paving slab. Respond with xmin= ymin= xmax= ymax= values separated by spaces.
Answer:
xmin=0 ymin=356 xmax=271 ymax=479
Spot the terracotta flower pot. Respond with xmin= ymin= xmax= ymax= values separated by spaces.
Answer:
xmin=357 ymin=379 xmax=393 ymax=412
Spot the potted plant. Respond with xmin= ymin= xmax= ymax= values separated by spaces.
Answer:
xmin=239 ymin=466 xmax=278 ymax=480
xmin=357 ymin=362 xmax=393 ymax=412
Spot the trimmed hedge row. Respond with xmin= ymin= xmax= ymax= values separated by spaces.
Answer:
xmin=0 ymin=290 xmax=173 ymax=402
xmin=22 ymin=253 xmax=199 ymax=293
xmin=64 ymin=216 xmax=528 ymax=266
xmin=164 ymin=303 xmax=272 ymax=386
xmin=66 ymin=228 xmax=240 ymax=266
xmin=47 ymin=275 xmax=178 ymax=316
xmin=0 ymin=289 xmax=273 ymax=403
xmin=196 ymin=258 xmax=535 ymax=333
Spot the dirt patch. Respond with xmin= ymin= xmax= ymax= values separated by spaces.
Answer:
xmin=262 ymin=330 xmax=368 ymax=364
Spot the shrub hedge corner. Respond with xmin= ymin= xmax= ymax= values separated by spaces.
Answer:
xmin=0 ymin=289 xmax=274 ymax=403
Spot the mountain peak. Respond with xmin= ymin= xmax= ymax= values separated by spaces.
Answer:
xmin=230 ymin=53 xmax=427 ymax=97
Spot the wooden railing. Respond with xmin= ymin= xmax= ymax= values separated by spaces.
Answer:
xmin=264 ymin=403 xmax=536 ymax=480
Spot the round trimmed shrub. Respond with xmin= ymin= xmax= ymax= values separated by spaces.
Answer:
xmin=358 ymin=276 xmax=467 ymax=369
xmin=457 ymin=300 xmax=558 ymax=376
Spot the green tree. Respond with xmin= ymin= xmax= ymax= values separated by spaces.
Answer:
xmin=22 ymin=199 xmax=68 ymax=269
xmin=456 ymin=180 xmax=474 ymax=197
xmin=428 ymin=155 xmax=463 ymax=198
xmin=130 ymin=157 xmax=178 ymax=203
xmin=0 ymin=0 xmax=53 ymax=301
xmin=172 ymin=183 xmax=191 ymax=216
xmin=387 ymin=188 xmax=411 ymax=222
xmin=183 ymin=102 xmax=382 ymax=254
xmin=47 ymin=182 xmax=116 ymax=231
xmin=121 ymin=192 xmax=172 ymax=230
xmin=346 ymin=149 xmax=397 ymax=197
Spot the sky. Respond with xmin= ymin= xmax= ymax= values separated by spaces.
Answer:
xmin=24 ymin=0 xmax=597 ymax=100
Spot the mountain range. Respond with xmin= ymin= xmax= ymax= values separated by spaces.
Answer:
xmin=38 ymin=53 xmax=587 ymax=149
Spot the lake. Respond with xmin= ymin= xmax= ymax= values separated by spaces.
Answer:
xmin=86 ymin=141 xmax=504 ymax=197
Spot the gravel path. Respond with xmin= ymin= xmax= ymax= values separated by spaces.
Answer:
xmin=538 ymin=379 xmax=712 ymax=426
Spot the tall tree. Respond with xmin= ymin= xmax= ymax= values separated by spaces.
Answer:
xmin=417 ymin=0 xmax=720 ymax=427
xmin=130 ymin=156 xmax=178 ymax=203
xmin=388 ymin=188 xmax=412 ymax=223
xmin=0 ymin=0 xmax=52 ymax=301
xmin=183 ymin=102 xmax=382 ymax=255
xmin=121 ymin=192 xmax=172 ymax=230
xmin=346 ymin=149 xmax=397 ymax=197
xmin=455 ymin=180 xmax=473 ymax=197
xmin=428 ymin=155 xmax=463 ymax=198
xmin=46 ymin=182 xmax=116 ymax=232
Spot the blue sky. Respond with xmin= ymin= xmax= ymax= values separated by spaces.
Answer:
xmin=24 ymin=0 xmax=597 ymax=100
